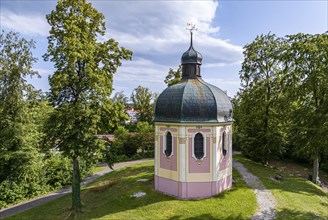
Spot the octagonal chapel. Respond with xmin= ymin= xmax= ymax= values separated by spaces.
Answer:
xmin=153 ymin=30 xmax=233 ymax=199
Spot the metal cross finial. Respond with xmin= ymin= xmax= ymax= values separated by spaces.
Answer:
xmin=186 ymin=23 xmax=197 ymax=47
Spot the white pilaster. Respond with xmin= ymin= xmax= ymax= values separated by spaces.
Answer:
xmin=212 ymin=126 xmax=219 ymax=181
xmin=154 ymin=125 xmax=158 ymax=175
xmin=179 ymin=126 xmax=186 ymax=182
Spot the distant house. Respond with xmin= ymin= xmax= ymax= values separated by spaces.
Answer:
xmin=125 ymin=108 xmax=139 ymax=123
xmin=96 ymin=134 xmax=115 ymax=142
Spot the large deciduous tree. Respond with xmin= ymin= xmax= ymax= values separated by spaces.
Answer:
xmin=235 ymin=32 xmax=328 ymax=185
xmin=43 ymin=0 xmax=132 ymax=212
xmin=0 ymin=31 xmax=40 ymax=183
xmin=130 ymin=86 xmax=155 ymax=123
xmin=0 ymin=31 xmax=51 ymax=207
xmin=285 ymin=33 xmax=328 ymax=184
xmin=236 ymin=33 xmax=287 ymax=163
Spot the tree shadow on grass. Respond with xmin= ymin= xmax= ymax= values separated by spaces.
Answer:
xmin=277 ymin=208 xmax=326 ymax=220
xmin=77 ymin=165 xmax=174 ymax=218
xmin=169 ymin=213 xmax=247 ymax=220
xmin=273 ymin=177 xmax=328 ymax=196
xmin=234 ymin=157 xmax=328 ymax=197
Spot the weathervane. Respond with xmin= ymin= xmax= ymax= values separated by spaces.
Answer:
xmin=186 ymin=23 xmax=197 ymax=47
xmin=186 ymin=22 xmax=198 ymax=33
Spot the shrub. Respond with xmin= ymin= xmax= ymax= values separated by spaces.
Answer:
xmin=44 ymin=154 xmax=72 ymax=189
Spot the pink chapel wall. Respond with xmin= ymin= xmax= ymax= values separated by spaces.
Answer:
xmin=155 ymin=124 xmax=233 ymax=199
xmin=160 ymin=136 xmax=177 ymax=171
xmin=188 ymin=136 xmax=210 ymax=173
xmin=218 ymin=126 xmax=232 ymax=172
xmin=159 ymin=127 xmax=178 ymax=171
xmin=155 ymin=175 xmax=232 ymax=199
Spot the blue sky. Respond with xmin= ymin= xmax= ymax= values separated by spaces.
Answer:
xmin=1 ymin=0 xmax=327 ymax=97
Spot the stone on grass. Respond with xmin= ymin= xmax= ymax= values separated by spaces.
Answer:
xmin=137 ymin=179 xmax=148 ymax=182
xmin=131 ymin=192 xmax=146 ymax=198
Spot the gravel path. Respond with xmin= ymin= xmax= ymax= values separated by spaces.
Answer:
xmin=0 ymin=159 xmax=152 ymax=219
xmin=233 ymin=160 xmax=276 ymax=220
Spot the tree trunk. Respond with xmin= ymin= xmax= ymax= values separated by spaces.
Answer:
xmin=312 ymin=157 xmax=320 ymax=185
xmin=72 ymin=156 xmax=82 ymax=212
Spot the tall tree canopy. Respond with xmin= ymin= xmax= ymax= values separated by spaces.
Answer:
xmin=43 ymin=0 xmax=132 ymax=212
xmin=130 ymin=85 xmax=156 ymax=123
xmin=236 ymin=33 xmax=287 ymax=163
xmin=235 ymin=32 xmax=328 ymax=184
xmin=284 ymin=33 xmax=328 ymax=184
xmin=0 ymin=31 xmax=54 ymax=207
xmin=0 ymin=31 xmax=40 ymax=182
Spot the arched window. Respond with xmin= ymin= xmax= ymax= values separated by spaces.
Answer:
xmin=222 ymin=131 xmax=227 ymax=156
xmin=165 ymin=132 xmax=172 ymax=157
xmin=194 ymin=133 xmax=204 ymax=160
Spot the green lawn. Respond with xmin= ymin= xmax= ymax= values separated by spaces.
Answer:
xmin=6 ymin=160 xmax=256 ymax=220
xmin=234 ymin=155 xmax=328 ymax=220
xmin=91 ymin=164 xmax=106 ymax=174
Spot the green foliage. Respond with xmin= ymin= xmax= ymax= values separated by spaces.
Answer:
xmin=0 ymin=31 xmax=50 ymax=208
xmin=236 ymin=33 xmax=287 ymax=163
xmin=164 ymin=65 xmax=182 ymax=86
xmin=283 ymin=33 xmax=328 ymax=183
xmin=44 ymin=153 xmax=72 ymax=189
xmin=43 ymin=0 xmax=132 ymax=211
xmin=113 ymin=91 xmax=130 ymax=108
xmin=235 ymin=32 xmax=328 ymax=184
xmin=108 ymin=122 xmax=154 ymax=161
xmin=130 ymin=86 xmax=155 ymax=123
xmin=99 ymin=98 xmax=129 ymax=134
xmin=135 ymin=122 xmax=154 ymax=156
xmin=0 ymin=31 xmax=39 ymax=181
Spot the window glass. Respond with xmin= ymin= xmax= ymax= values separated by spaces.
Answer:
xmin=222 ymin=132 xmax=227 ymax=156
xmin=194 ymin=133 xmax=204 ymax=159
xmin=165 ymin=132 xmax=172 ymax=157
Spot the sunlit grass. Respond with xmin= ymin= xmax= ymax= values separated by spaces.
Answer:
xmin=234 ymin=155 xmax=328 ymax=220
xmin=91 ymin=164 xmax=106 ymax=174
xmin=7 ymin=160 xmax=256 ymax=220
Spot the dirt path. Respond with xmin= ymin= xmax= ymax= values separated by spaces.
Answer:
xmin=0 ymin=159 xmax=152 ymax=219
xmin=233 ymin=160 xmax=276 ymax=220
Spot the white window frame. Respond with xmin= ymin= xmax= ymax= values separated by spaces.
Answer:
xmin=163 ymin=130 xmax=174 ymax=158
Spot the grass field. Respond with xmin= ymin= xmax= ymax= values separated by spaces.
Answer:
xmin=234 ymin=155 xmax=328 ymax=220
xmin=6 ymin=160 xmax=256 ymax=220
xmin=91 ymin=164 xmax=106 ymax=174
xmin=6 ymin=158 xmax=328 ymax=220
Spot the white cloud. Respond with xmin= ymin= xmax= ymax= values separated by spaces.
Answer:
xmin=1 ymin=0 xmax=244 ymax=96
xmin=98 ymin=1 xmax=243 ymax=66
xmin=115 ymin=58 xmax=169 ymax=84
xmin=1 ymin=10 xmax=49 ymax=36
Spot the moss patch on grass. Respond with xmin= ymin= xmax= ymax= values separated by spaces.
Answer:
xmin=6 ymin=161 xmax=256 ymax=220
xmin=234 ymin=155 xmax=328 ymax=220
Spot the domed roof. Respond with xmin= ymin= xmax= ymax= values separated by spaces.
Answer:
xmin=181 ymin=45 xmax=202 ymax=65
xmin=154 ymin=78 xmax=232 ymax=123
xmin=153 ymin=30 xmax=233 ymax=123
